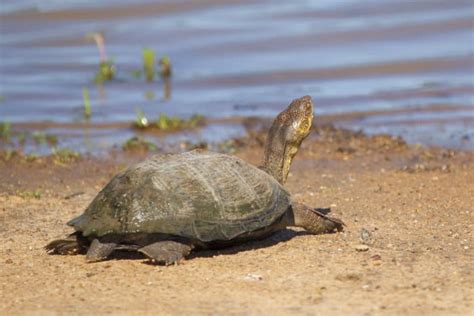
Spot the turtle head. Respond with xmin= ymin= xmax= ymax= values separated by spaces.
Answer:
xmin=263 ymin=95 xmax=314 ymax=184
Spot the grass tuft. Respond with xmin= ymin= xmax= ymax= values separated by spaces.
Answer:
xmin=52 ymin=148 xmax=80 ymax=164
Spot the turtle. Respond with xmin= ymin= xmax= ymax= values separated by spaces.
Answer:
xmin=46 ymin=95 xmax=344 ymax=265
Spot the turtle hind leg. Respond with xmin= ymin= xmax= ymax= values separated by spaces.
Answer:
xmin=86 ymin=238 xmax=117 ymax=263
xmin=45 ymin=232 xmax=87 ymax=255
xmin=290 ymin=202 xmax=344 ymax=234
xmin=138 ymin=241 xmax=192 ymax=265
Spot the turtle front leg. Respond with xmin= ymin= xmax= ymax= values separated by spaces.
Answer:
xmin=138 ymin=241 xmax=193 ymax=265
xmin=86 ymin=238 xmax=117 ymax=262
xmin=289 ymin=202 xmax=344 ymax=234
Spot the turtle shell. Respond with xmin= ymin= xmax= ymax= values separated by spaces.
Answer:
xmin=68 ymin=150 xmax=291 ymax=242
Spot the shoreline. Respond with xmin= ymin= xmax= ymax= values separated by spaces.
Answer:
xmin=2 ymin=107 xmax=473 ymax=158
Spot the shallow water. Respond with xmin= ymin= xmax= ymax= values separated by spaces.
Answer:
xmin=1 ymin=0 xmax=473 ymax=153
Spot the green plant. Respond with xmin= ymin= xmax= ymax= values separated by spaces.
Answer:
xmin=2 ymin=149 xmax=17 ymax=161
xmin=143 ymin=48 xmax=156 ymax=82
xmin=131 ymin=70 xmax=143 ymax=79
xmin=52 ymin=148 xmax=80 ymax=163
xmin=32 ymin=131 xmax=47 ymax=145
xmin=134 ymin=110 xmax=149 ymax=129
xmin=24 ymin=153 xmax=38 ymax=162
xmin=17 ymin=189 xmax=42 ymax=199
xmin=32 ymin=131 xmax=58 ymax=145
xmin=86 ymin=32 xmax=115 ymax=83
xmin=187 ymin=114 xmax=205 ymax=128
xmin=132 ymin=113 xmax=205 ymax=131
xmin=0 ymin=122 xmax=11 ymax=140
xmin=93 ymin=60 xmax=116 ymax=83
xmin=122 ymin=136 xmax=157 ymax=151
xmin=17 ymin=131 xmax=27 ymax=145
xmin=156 ymin=113 xmax=180 ymax=130
xmin=83 ymin=88 xmax=91 ymax=118
xmin=159 ymin=55 xmax=172 ymax=77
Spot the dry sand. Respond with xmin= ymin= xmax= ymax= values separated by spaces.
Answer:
xmin=1 ymin=127 xmax=473 ymax=315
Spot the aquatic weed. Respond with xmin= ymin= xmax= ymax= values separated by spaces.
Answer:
xmin=94 ymin=60 xmax=116 ymax=83
xmin=143 ymin=48 xmax=156 ymax=82
xmin=17 ymin=131 xmax=27 ymax=145
xmin=159 ymin=55 xmax=172 ymax=78
xmin=83 ymin=88 xmax=91 ymax=118
xmin=156 ymin=113 xmax=204 ymax=130
xmin=133 ymin=113 xmax=205 ymax=131
xmin=86 ymin=32 xmax=116 ymax=83
xmin=32 ymin=131 xmax=58 ymax=145
xmin=131 ymin=70 xmax=143 ymax=79
xmin=0 ymin=122 xmax=11 ymax=140
xmin=122 ymin=136 xmax=157 ymax=151
xmin=134 ymin=110 xmax=149 ymax=129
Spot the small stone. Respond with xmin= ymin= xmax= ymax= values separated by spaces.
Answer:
xmin=5 ymin=258 xmax=13 ymax=264
xmin=371 ymin=254 xmax=382 ymax=261
xmin=354 ymin=244 xmax=369 ymax=252
xmin=360 ymin=228 xmax=374 ymax=245
xmin=243 ymin=273 xmax=263 ymax=281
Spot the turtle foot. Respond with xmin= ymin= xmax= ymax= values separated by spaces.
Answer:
xmin=138 ymin=241 xmax=192 ymax=265
xmin=45 ymin=233 xmax=85 ymax=255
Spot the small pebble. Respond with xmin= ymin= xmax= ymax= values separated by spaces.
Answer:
xmin=243 ymin=273 xmax=263 ymax=281
xmin=371 ymin=254 xmax=382 ymax=261
xmin=360 ymin=228 xmax=374 ymax=245
xmin=355 ymin=244 xmax=370 ymax=252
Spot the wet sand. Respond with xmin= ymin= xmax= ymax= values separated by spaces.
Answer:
xmin=1 ymin=126 xmax=473 ymax=315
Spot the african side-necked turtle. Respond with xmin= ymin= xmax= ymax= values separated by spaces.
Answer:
xmin=46 ymin=96 xmax=343 ymax=265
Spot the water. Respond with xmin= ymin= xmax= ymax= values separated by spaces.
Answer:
xmin=1 ymin=0 xmax=473 ymax=153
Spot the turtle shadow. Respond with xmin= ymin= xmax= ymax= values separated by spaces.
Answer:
xmin=106 ymin=229 xmax=308 ymax=263
xmin=189 ymin=228 xmax=310 ymax=260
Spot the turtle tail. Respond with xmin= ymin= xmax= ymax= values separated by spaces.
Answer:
xmin=45 ymin=232 xmax=87 ymax=255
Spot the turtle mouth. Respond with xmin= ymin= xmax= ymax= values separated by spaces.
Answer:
xmin=298 ymin=111 xmax=313 ymax=137
xmin=298 ymin=97 xmax=314 ymax=132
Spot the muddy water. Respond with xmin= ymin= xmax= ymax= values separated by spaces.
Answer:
xmin=1 ymin=0 xmax=473 ymax=154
